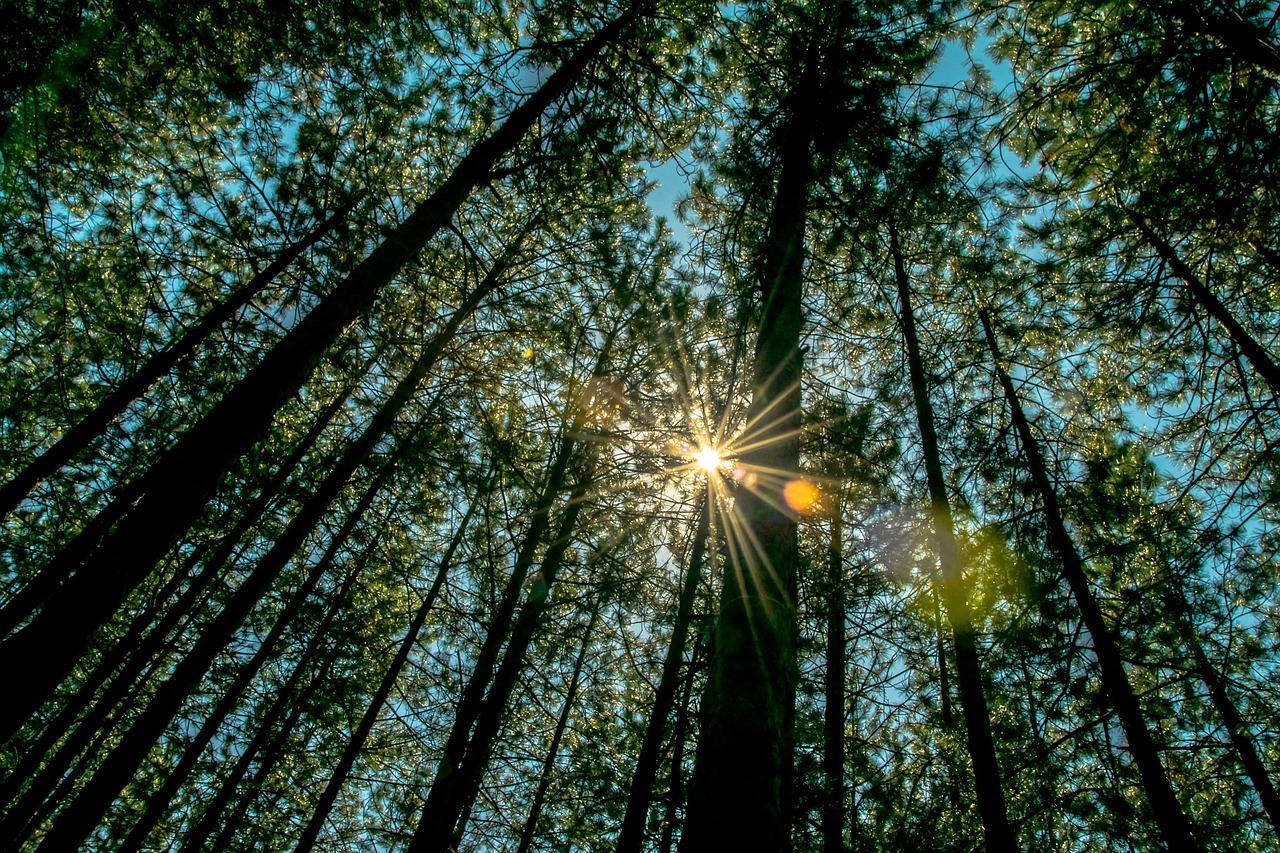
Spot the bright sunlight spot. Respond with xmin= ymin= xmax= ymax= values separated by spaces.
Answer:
xmin=695 ymin=448 xmax=721 ymax=471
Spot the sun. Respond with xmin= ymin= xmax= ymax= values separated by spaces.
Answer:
xmin=694 ymin=447 xmax=721 ymax=471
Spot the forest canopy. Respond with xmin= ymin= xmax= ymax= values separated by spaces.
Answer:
xmin=1 ymin=1 xmax=1279 ymax=851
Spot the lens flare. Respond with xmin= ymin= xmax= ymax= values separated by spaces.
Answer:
xmin=783 ymin=478 xmax=818 ymax=513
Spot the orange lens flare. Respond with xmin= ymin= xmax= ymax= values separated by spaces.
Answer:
xmin=782 ymin=479 xmax=818 ymax=513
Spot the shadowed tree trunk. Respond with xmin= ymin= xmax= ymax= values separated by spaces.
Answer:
xmin=166 ymin=551 xmax=369 ymax=853
xmin=410 ymin=442 xmax=602 ymax=853
xmin=291 ymin=474 xmax=488 ymax=853
xmin=0 ymin=2 xmax=646 ymax=737
xmin=1125 ymin=208 xmax=1280 ymax=397
xmin=514 ymin=601 xmax=602 ymax=853
xmin=0 ymin=194 xmax=362 ymax=521
xmin=679 ymin=13 xmax=824 ymax=846
xmin=0 ymin=361 xmax=369 ymax=841
xmin=822 ymin=497 xmax=845 ymax=853
xmin=617 ymin=488 xmax=709 ymax=853
xmin=30 ymin=419 xmax=418 ymax=853
xmin=979 ymin=305 xmax=1198 ymax=851
xmin=0 ymin=225 xmax=524 ymax=745
xmin=889 ymin=219 xmax=1017 ymax=853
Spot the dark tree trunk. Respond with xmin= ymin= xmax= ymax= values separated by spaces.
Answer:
xmin=822 ymin=501 xmax=845 ymax=853
xmin=0 ymin=227 xmax=520 ymax=744
xmin=0 ymin=2 xmax=641 ymax=733
xmin=681 ymin=23 xmax=817 ymax=850
xmin=0 ymin=195 xmax=362 ymax=520
xmin=658 ymin=645 xmax=697 ymax=853
xmin=291 ymin=477 xmax=487 ymax=853
xmin=205 ymin=689 xmax=310 ymax=853
xmin=127 ymin=548 xmax=370 ymax=853
xmin=617 ymin=489 xmax=709 ymax=853
xmin=1127 ymin=209 xmax=1280 ymax=397
xmin=889 ymin=220 xmax=1017 ymax=853
xmin=513 ymin=602 xmax=602 ymax=853
xmin=30 ymin=425 xmax=412 ymax=853
xmin=409 ymin=447 xmax=600 ymax=853
xmin=979 ymin=306 xmax=1197 ymax=851
xmin=0 ymin=366 xmax=365 ymax=841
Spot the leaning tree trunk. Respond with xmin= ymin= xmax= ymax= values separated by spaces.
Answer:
xmin=978 ymin=305 xmax=1198 ymax=851
xmin=1126 ymin=208 xmax=1280 ymax=397
xmin=168 ymin=558 xmax=366 ymax=853
xmin=0 ymin=1 xmax=646 ymax=734
xmin=889 ymin=220 xmax=1018 ymax=853
xmin=0 ymin=224 xmax=523 ymax=744
xmin=30 ymin=419 xmax=419 ymax=853
xmin=617 ymin=489 xmax=709 ymax=853
xmin=0 ymin=363 xmax=369 ymax=842
xmin=513 ymin=601 xmax=602 ymax=853
xmin=409 ymin=443 xmax=601 ymax=853
xmin=1159 ymin=570 xmax=1280 ymax=834
xmin=290 ymin=474 xmax=487 ymax=853
xmin=0 ymin=194 xmax=362 ymax=521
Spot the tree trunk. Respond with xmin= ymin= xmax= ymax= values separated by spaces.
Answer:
xmin=0 ymin=1 xmax=643 ymax=733
xmin=291 ymin=476 xmax=487 ymax=853
xmin=0 ymin=364 xmax=366 ymax=840
xmin=889 ymin=220 xmax=1017 ymax=853
xmin=168 ymin=560 xmax=363 ymax=853
xmin=1127 ymin=208 xmax=1280 ymax=397
xmin=513 ymin=601 xmax=602 ymax=853
xmin=0 ymin=194 xmax=362 ymax=520
xmin=1160 ymin=578 xmax=1280 ymax=835
xmin=30 ymin=425 xmax=412 ymax=853
xmin=978 ymin=306 xmax=1198 ymax=851
xmin=681 ymin=23 xmax=816 ymax=850
xmin=658 ymin=644 xmax=697 ymax=853
xmin=0 ymin=225 xmax=521 ymax=744
xmin=205 ymin=688 xmax=310 ymax=853
xmin=822 ymin=499 xmax=845 ymax=853
xmin=409 ymin=447 xmax=600 ymax=853
xmin=617 ymin=489 xmax=709 ymax=853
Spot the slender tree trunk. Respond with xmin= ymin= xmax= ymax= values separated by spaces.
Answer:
xmin=658 ymin=646 xmax=696 ymax=853
xmin=1148 ymin=0 xmax=1280 ymax=79
xmin=0 ymin=195 xmax=362 ymax=520
xmin=291 ymin=478 xmax=487 ymax=853
xmin=681 ymin=23 xmax=818 ymax=849
xmin=1160 ymin=579 xmax=1280 ymax=834
xmin=1126 ymin=208 xmax=1280 ymax=397
xmin=0 ymin=225 xmax=521 ymax=744
xmin=513 ymin=602 xmax=602 ymax=853
xmin=0 ymin=340 xmax=372 ymax=645
xmin=409 ymin=447 xmax=601 ymax=853
xmin=169 ymin=557 xmax=366 ymax=853
xmin=30 ymin=426 xmax=412 ymax=853
xmin=978 ymin=306 xmax=1198 ymax=851
xmin=205 ymin=688 xmax=310 ymax=853
xmin=822 ymin=499 xmax=845 ymax=853
xmin=889 ymin=220 xmax=1018 ymax=853
xmin=617 ymin=489 xmax=710 ymax=853
xmin=0 ymin=2 xmax=643 ymax=732
xmin=0 ymin=365 xmax=366 ymax=839
xmin=127 ymin=547 xmax=370 ymax=853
